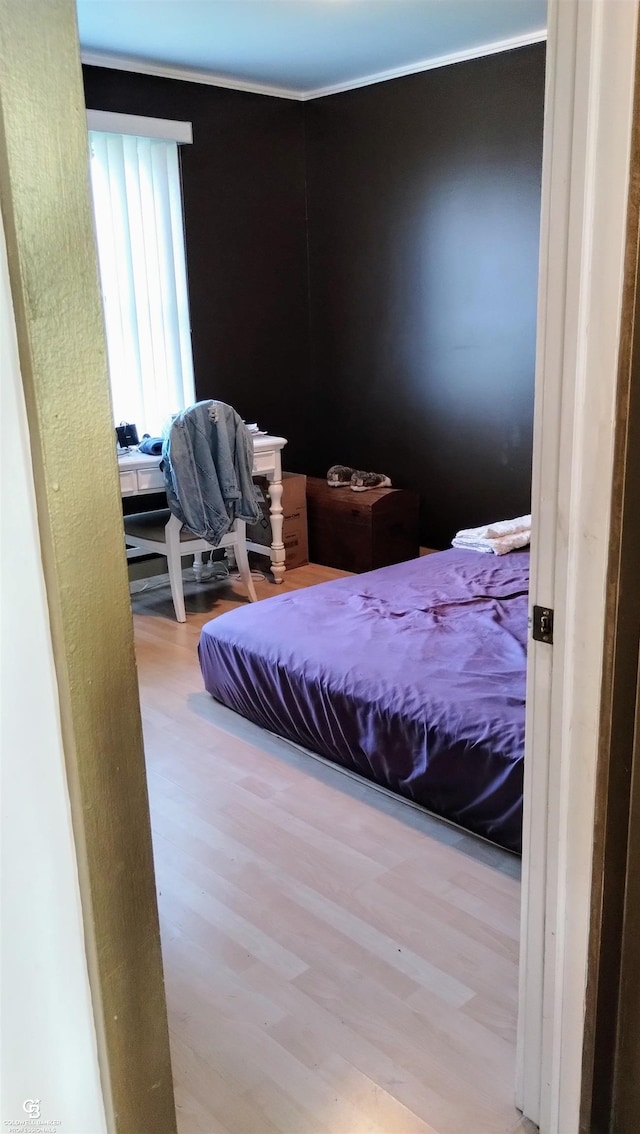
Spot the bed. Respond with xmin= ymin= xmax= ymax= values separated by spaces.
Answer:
xmin=198 ymin=548 xmax=529 ymax=852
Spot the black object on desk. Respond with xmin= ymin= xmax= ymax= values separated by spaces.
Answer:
xmin=115 ymin=422 xmax=139 ymax=448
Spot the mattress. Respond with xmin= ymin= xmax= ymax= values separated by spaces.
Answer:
xmin=198 ymin=548 xmax=529 ymax=851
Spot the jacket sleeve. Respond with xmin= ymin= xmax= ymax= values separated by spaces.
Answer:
xmin=162 ymin=431 xmax=187 ymax=529
xmin=234 ymin=418 xmax=261 ymax=525
xmin=164 ymin=419 xmax=214 ymax=538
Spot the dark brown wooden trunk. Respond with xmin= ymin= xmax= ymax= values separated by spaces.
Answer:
xmin=306 ymin=477 xmax=419 ymax=573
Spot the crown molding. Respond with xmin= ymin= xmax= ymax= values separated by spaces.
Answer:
xmin=301 ymin=29 xmax=547 ymax=100
xmin=80 ymin=51 xmax=303 ymax=100
xmin=81 ymin=29 xmax=547 ymax=104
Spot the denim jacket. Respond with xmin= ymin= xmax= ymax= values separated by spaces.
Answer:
xmin=162 ymin=401 xmax=260 ymax=544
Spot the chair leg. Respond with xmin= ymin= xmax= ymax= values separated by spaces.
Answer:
xmin=233 ymin=522 xmax=257 ymax=602
xmin=166 ymin=531 xmax=186 ymax=622
xmin=193 ymin=551 xmax=204 ymax=582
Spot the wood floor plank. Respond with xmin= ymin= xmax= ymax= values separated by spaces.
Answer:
xmin=263 ymin=776 xmax=426 ymax=869
xmin=132 ymin=563 xmax=525 ymax=1133
xmin=316 ymin=1054 xmax=441 ymax=1134
xmin=347 ymin=878 xmax=518 ymax=1007
xmin=375 ymin=866 xmax=521 ymax=957
xmin=155 ymin=811 xmax=476 ymax=1013
xmin=379 ymin=852 xmax=521 ymax=935
xmin=157 ymin=852 xmax=309 ymax=983
xmin=170 ymin=1033 xmax=280 ymax=1134
xmin=156 ymin=829 xmax=423 ymax=1004
xmin=242 ymin=1079 xmax=329 ymax=1134
xmin=291 ymin=960 xmax=511 ymax=1120
xmin=461 ymin=991 xmax=519 ymax=1045
xmin=245 ymin=963 xmax=490 ymax=1134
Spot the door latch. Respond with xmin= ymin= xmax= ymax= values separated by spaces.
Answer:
xmin=532 ymin=605 xmax=554 ymax=645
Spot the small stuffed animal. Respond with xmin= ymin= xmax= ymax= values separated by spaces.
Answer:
xmin=327 ymin=464 xmax=356 ymax=487
xmin=350 ymin=470 xmax=392 ymax=492
xmin=326 ymin=465 xmax=392 ymax=491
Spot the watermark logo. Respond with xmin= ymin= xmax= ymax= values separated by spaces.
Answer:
xmin=3 ymin=1098 xmax=61 ymax=1131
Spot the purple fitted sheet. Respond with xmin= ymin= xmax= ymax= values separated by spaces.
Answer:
xmin=198 ymin=548 xmax=529 ymax=851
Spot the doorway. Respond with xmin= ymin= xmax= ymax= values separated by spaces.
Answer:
xmin=117 ymin=0 xmax=638 ymax=1126
xmin=1 ymin=0 xmax=638 ymax=1130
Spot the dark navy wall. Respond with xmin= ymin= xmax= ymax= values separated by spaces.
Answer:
xmin=304 ymin=44 xmax=545 ymax=547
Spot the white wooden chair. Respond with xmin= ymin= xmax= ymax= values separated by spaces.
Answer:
xmin=123 ymin=509 xmax=257 ymax=622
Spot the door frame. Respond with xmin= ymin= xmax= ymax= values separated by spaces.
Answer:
xmin=0 ymin=2 xmax=177 ymax=1129
xmin=3 ymin=0 xmax=638 ymax=1128
xmin=580 ymin=33 xmax=640 ymax=1128
xmin=518 ymin=0 xmax=639 ymax=1129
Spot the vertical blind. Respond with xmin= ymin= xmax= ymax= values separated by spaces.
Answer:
xmin=89 ymin=131 xmax=195 ymax=436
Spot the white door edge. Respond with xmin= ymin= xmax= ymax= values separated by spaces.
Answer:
xmin=518 ymin=0 xmax=638 ymax=1130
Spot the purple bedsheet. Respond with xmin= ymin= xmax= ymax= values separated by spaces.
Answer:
xmin=198 ymin=548 xmax=529 ymax=851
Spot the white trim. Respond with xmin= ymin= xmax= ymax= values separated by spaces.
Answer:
xmin=86 ymin=108 xmax=192 ymax=143
xmin=301 ymin=29 xmax=547 ymax=100
xmin=81 ymin=29 xmax=546 ymax=102
xmin=516 ymin=0 xmax=579 ymax=1119
xmin=518 ymin=0 xmax=637 ymax=1129
xmin=81 ymin=50 xmax=303 ymax=101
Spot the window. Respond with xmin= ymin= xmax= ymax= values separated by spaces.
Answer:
xmin=87 ymin=111 xmax=195 ymax=436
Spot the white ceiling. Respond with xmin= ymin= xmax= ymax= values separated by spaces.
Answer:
xmin=76 ymin=0 xmax=547 ymax=100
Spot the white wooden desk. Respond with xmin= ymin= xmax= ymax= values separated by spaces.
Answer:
xmin=117 ymin=434 xmax=288 ymax=583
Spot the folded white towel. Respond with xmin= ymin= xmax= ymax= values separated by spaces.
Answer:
xmin=452 ymin=514 xmax=531 ymax=556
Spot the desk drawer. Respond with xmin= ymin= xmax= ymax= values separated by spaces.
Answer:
xmin=253 ymin=452 xmax=274 ymax=474
xmin=137 ymin=467 xmax=165 ymax=493
xmin=119 ymin=471 xmax=138 ymax=496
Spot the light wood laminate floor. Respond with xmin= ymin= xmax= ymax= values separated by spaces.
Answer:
xmin=132 ymin=564 xmax=534 ymax=1134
